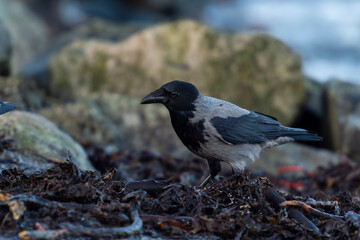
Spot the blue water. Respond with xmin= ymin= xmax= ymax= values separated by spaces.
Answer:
xmin=202 ymin=0 xmax=360 ymax=84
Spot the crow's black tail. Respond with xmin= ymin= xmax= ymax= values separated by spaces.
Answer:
xmin=281 ymin=127 xmax=323 ymax=141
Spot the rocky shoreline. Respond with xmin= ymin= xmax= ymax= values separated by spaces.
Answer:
xmin=0 ymin=1 xmax=359 ymax=239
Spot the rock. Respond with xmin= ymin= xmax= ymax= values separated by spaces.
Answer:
xmin=0 ymin=0 xmax=49 ymax=73
xmin=249 ymin=143 xmax=339 ymax=175
xmin=21 ymin=19 xmax=148 ymax=88
xmin=0 ymin=111 xmax=94 ymax=173
xmin=0 ymin=20 xmax=11 ymax=76
xmin=40 ymin=93 xmax=189 ymax=156
xmin=343 ymin=115 xmax=360 ymax=162
xmin=303 ymin=77 xmax=324 ymax=119
xmin=39 ymin=97 xmax=129 ymax=149
xmin=0 ymin=77 xmax=24 ymax=108
xmin=288 ymin=77 xmax=325 ymax=148
xmin=325 ymin=80 xmax=360 ymax=161
xmin=0 ymin=76 xmax=48 ymax=111
xmin=50 ymin=20 xmax=305 ymax=125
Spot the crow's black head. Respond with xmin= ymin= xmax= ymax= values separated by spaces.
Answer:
xmin=141 ymin=80 xmax=199 ymax=111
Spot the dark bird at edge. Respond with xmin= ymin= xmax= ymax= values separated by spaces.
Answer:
xmin=141 ymin=81 xmax=322 ymax=186
xmin=0 ymin=101 xmax=17 ymax=115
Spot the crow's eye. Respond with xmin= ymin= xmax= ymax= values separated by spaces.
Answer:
xmin=170 ymin=92 xmax=179 ymax=98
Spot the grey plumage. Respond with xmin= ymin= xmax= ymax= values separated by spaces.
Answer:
xmin=189 ymin=95 xmax=322 ymax=174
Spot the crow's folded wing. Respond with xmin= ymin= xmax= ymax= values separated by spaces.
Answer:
xmin=210 ymin=111 xmax=282 ymax=144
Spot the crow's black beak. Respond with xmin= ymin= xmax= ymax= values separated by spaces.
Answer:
xmin=0 ymin=101 xmax=17 ymax=115
xmin=141 ymin=88 xmax=167 ymax=104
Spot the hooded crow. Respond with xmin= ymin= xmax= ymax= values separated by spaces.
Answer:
xmin=141 ymin=80 xmax=322 ymax=186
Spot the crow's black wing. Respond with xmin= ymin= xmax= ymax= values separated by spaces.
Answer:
xmin=210 ymin=111 xmax=282 ymax=144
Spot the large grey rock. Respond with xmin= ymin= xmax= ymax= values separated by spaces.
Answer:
xmin=50 ymin=20 xmax=305 ymax=125
xmin=325 ymin=80 xmax=360 ymax=162
xmin=0 ymin=20 xmax=11 ymax=76
xmin=249 ymin=143 xmax=339 ymax=175
xmin=0 ymin=111 xmax=94 ymax=173
xmin=0 ymin=0 xmax=49 ymax=73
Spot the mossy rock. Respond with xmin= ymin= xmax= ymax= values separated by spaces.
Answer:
xmin=0 ymin=111 xmax=94 ymax=172
xmin=50 ymin=20 xmax=305 ymax=125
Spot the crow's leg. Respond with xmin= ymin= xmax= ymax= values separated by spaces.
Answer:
xmin=200 ymin=159 xmax=221 ymax=187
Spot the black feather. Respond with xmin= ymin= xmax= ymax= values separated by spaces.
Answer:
xmin=0 ymin=101 xmax=17 ymax=115
xmin=280 ymin=127 xmax=323 ymax=141
xmin=169 ymin=110 xmax=207 ymax=152
xmin=211 ymin=111 xmax=322 ymax=144
xmin=253 ymin=111 xmax=278 ymax=121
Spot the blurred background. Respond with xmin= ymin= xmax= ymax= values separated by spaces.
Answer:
xmin=0 ymin=0 xmax=359 ymax=185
